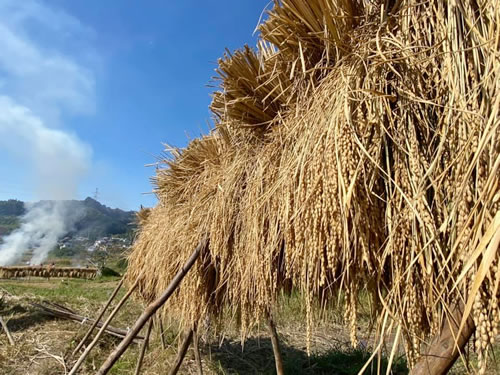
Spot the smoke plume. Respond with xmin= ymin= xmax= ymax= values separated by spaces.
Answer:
xmin=0 ymin=99 xmax=91 ymax=265
xmin=0 ymin=201 xmax=83 ymax=266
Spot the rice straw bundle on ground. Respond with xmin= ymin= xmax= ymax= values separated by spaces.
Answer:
xmin=129 ymin=0 xmax=499 ymax=372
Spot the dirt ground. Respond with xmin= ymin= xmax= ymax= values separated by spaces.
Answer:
xmin=0 ymin=278 xmax=498 ymax=374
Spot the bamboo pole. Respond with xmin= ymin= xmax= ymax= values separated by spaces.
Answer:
xmin=0 ymin=317 xmax=14 ymax=345
xmin=72 ymin=277 xmax=125 ymax=356
xmin=268 ymin=317 xmax=285 ymax=375
xmin=96 ymin=239 xmax=206 ymax=375
xmin=168 ymin=329 xmax=194 ymax=375
xmin=193 ymin=323 xmax=203 ymax=375
xmin=134 ymin=317 xmax=154 ymax=375
xmin=68 ymin=277 xmax=140 ymax=375
xmin=411 ymin=302 xmax=475 ymax=375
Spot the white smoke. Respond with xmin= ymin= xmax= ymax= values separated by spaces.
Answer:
xmin=0 ymin=201 xmax=83 ymax=266
xmin=0 ymin=1 xmax=95 ymax=266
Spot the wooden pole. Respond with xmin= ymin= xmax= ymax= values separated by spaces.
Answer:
xmin=68 ymin=277 xmax=140 ymax=375
xmin=0 ymin=317 xmax=14 ymax=346
xmin=96 ymin=239 xmax=206 ymax=375
xmin=168 ymin=329 xmax=194 ymax=375
xmin=134 ymin=317 xmax=154 ymax=375
xmin=268 ymin=317 xmax=285 ymax=375
xmin=411 ymin=302 xmax=475 ymax=375
xmin=159 ymin=317 xmax=167 ymax=350
xmin=33 ymin=301 xmax=143 ymax=341
xmin=193 ymin=323 xmax=203 ymax=375
xmin=72 ymin=277 xmax=125 ymax=356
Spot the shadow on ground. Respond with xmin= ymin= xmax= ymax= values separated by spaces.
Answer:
xmin=207 ymin=337 xmax=408 ymax=375
xmin=1 ymin=305 xmax=56 ymax=333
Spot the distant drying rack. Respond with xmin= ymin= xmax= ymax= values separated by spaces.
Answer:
xmin=0 ymin=266 xmax=98 ymax=279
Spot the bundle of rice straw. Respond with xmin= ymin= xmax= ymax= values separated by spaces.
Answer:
xmin=129 ymin=0 xmax=499 ymax=371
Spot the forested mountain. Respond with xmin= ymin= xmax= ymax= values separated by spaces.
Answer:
xmin=0 ymin=198 xmax=136 ymax=239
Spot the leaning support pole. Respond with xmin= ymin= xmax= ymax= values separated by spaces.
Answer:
xmin=193 ymin=322 xmax=203 ymax=375
xmin=411 ymin=302 xmax=475 ymax=375
xmin=72 ymin=276 xmax=125 ymax=356
xmin=168 ymin=328 xmax=194 ymax=375
xmin=68 ymin=277 xmax=140 ymax=375
xmin=134 ymin=317 xmax=154 ymax=375
xmin=159 ymin=318 xmax=167 ymax=350
xmin=268 ymin=316 xmax=285 ymax=375
xmin=96 ymin=239 xmax=207 ymax=375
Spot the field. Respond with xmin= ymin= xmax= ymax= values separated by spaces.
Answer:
xmin=0 ymin=276 xmax=498 ymax=374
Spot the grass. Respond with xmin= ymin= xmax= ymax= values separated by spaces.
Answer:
xmin=0 ymin=278 xmax=119 ymax=307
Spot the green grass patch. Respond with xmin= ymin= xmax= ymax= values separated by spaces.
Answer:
xmin=0 ymin=278 xmax=118 ymax=308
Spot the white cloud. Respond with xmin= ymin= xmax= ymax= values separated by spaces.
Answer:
xmin=0 ymin=0 xmax=96 ymax=121
xmin=0 ymin=0 xmax=94 ymax=37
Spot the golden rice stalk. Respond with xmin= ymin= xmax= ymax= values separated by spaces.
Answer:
xmin=129 ymin=0 xmax=500 ymax=371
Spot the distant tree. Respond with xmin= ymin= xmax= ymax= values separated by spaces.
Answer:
xmin=0 ymin=200 xmax=25 ymax=216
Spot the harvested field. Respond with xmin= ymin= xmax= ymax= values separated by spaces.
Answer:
xmin=1 ymin=278 xmax=499 ymax=374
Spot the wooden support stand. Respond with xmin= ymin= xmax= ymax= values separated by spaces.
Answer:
xmin=193 ymin=323 xmax=203 ymax=375
xmin=96 ymin=239 xmax=207 ymax=375
xmin=411 ymin=302 xmax=475 ymax=375
xmin=268 ymin=317 xmax=285 ymax=375
xmin=159 ymin=317 xmax=167 ymax=350
xmin=134 ymin=318 xmax=154 ymax=375
xmin=168 ymin=328 xmax=194 ymax=375
xmin=68 ymin=277 xmax=140 ymax=375
xmin=72 ymin=277 xmax=124 ymax=356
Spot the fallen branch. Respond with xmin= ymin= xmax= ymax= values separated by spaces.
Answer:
xmin=32 ymin=301 xmax=144 ymax=342
xmin=0 ymin=316 xmax=14 ymax=345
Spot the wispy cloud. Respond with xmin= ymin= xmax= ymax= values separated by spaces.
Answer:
xmin=0 ymin=0 xmax=96 ymax=122
xmin=0 ymin=0 xmax=96 ymax=198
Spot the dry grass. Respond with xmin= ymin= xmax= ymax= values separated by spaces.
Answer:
xmin=1 ymin=279 xmax=499 ymax=373
xmin=129 ymin=0 xmax=500 ymax=372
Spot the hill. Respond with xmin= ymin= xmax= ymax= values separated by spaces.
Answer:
xmin=69 ymin=197 xmax=136 ymax=240
xmin=0 ymin=198 xmax=136 ymax=240
xmin=0 ymin=200 xmax=24 ymax=236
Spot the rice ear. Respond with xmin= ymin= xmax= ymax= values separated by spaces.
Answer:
xmin=129 ymin=0 xmax=500 ymax=372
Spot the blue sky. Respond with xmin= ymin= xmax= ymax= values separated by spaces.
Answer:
xmin=0 ymin=0 xmax=270 ymax=210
